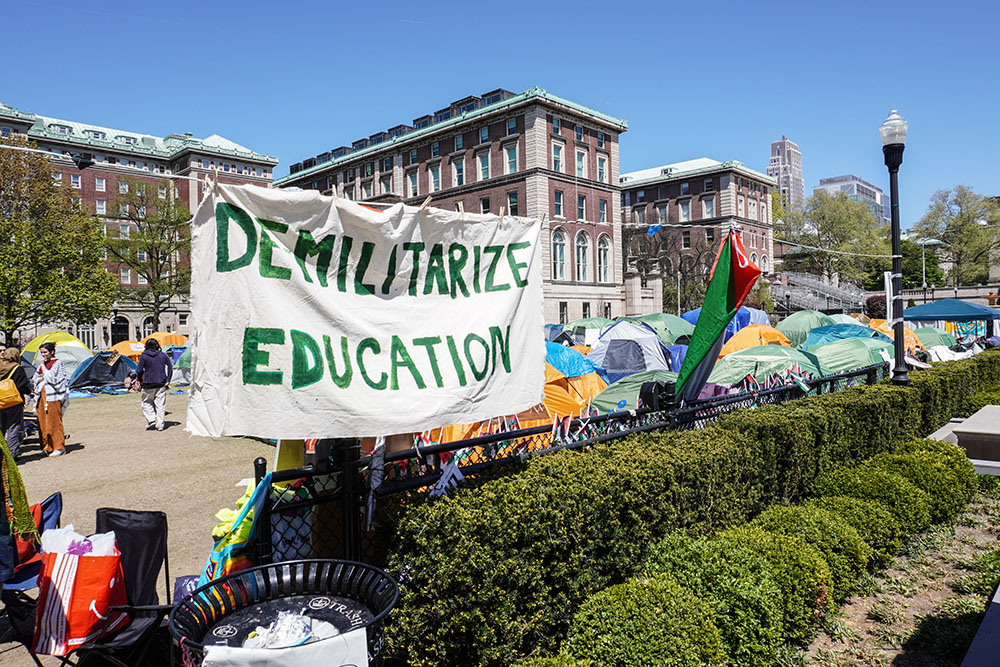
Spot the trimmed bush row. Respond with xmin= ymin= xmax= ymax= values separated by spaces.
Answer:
xmin=388 ymin=351 xmax=1000 ymax=667
xmin=543 ymin=438 xmax=977 ymax=666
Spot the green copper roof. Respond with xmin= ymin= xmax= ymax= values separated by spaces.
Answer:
xmin=274 ymin=86 xmax=628 ymax=186
xmin=620 ymin=158 xmax=776 ymax=188
xmin=0 ymin=102 xmax=278 ymax=165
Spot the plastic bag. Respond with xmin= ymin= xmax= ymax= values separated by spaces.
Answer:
xmin=40 ymin=524 xmax=116 ymax=556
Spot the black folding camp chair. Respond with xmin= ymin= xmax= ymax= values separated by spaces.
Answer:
xmin=54 ymin=508 xmax=173 ymax=667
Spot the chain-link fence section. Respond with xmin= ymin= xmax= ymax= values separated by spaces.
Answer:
xmin=250 ymin=362 xmax=889 ymax=568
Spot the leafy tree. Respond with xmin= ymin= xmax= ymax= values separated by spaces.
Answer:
xmin=106 ymin=176 xmax=191 ymax=331
xmin=778 ymin=191 xmax=890 ymax=285
xmin=0 ymin=136 xmax=116 ymax=345
xmin=910 ymin=186 xmax=1000 ymax=286
xmin=901 ymin=238 xmax=945 ymax=289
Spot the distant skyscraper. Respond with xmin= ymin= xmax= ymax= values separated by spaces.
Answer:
xmin=812 ymin=175 xmax=891 ymax=225
xmin=767 ymin=135 xmax=804 ymax=210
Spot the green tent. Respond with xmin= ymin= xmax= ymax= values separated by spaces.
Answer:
xmin=621 ymin=313 xmax=695 ymax=345
xmin=591 ymin=369 xmax=678 ymax=413
xmin=175 ymin=347 xmax=192 ymax=369
xmin=776 ymin=310 xmax=837 ymax=347
xmin=708 ymin=345 xmax=828 ymax=385
xmin=809 ymin=338 xmax=892 ymax=374
xmin=913 ymin=327 xmax=957 ymax=349
xmin=562 ymin=317 xmax=613 ymax=345
xmin=828 ymin=313 xmax=861 ymax=325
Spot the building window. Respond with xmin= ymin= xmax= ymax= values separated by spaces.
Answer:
xmin=604 ymin=302 xmax=612 ymax=318
xmin=552 ymin=118 xmax=561 ymax=134
xmin=380 ymin=174 xmax=392 ymax=194
xmin=636 ymin=190 xmax=645 ymax=203
xmin=576 ymin=151 xmax=586 ymax=178
xmin=703 ymin=197 xmax=715 ymax=218
xmin=597 ymin=235 xmax=611 ymax=283
xmin=750 ymin=253 xmax=758 ymax=266
xmin=657 ymin=204 xmax=667 ymax=224
xmin=507 ymin=192 xmax=519 ymax=216
xmin=749 ymin=198 xmax=758 ymax=220
xmin=738 ymin=195 xmax=745 ymax=217
xmin=364 ymin=163 xmax=373 ymax=177
xmin=633 ymin=206 xmax=645 ymax=225
xmin=382 ymin=157 xmax=392 ymax=172
xmin=679 ymin=201 xmax=690 ymax=222
xmin=119 ymin=203 xmax=130 ymax=216
xmin=706 ymin=228 xmax=715 ymax=244
xmin=453 ymin=159 xmax=464 ymax=186
xmin=704 ymin=178 xmax=713 ymax=191
xmin=346 ymin=168 xmax=356 ymax=182
xmin=480 ymin=127 xmax=489 ymax=144
xmin=408 ymin=171 xmax=418 ymax=197
xmin=597 ymin=132 xmax=605 ymax=148
xmin=409 ymin=149 xmax=418 ymax=165
xmin=681 ymin=182 xmax=689 ymax=196
xmin=505 ymin=145 xmax=517 ymax=174
xmin=479 ymin=153 xmax=489 ymax=180
xmin=120 ymin=268 xmax=130 ymax=283
xmin=137 ymin=249 xmax=146 ymax=261
xmin=137 ymin=273 xmax=148 ymax=285
xmin=597 ymin=156 xmax=607 ymax=183
xmin=575 ymin=125 xmax=583 ymax=141
xmin=454 ymin=135 xmax=463 ymax=151
xmin=552 ymin=143 xmax=562 ymax=172
xmin=582 ymin=302 xmax=591 ymax=318
xmin=577 ymin=195 xmax=586 ymax=220
xmin=430 ymin=142 xmax=439 ymax=158
xmin=362 ymin=182 xmax=373 ymax=198
xmin=179 ymin=314 xmax=188 ymax=326
xmin=760 ymin=255 xmax=769 ymax=272
xmin=552 ymin=230 xmax=566 ymax=280
xmin=430 ymin=165 xmax=441 ymax=192
xmin=599 ymin=199 xmax=607 ymax=223
xmin=158 ymin=185 xmax=167 ymax=199
xmin=506 ymin=118 xmax=516 ymax=135
xmin=575 ymin=232 xmax=590 ymax=281
xmin=119 ymin=181 xmax=128 ymax=194
xmin=554 ymin=190 xmax=563 ymax=217
xmin=480 ymin=197 xmax=490 ymax=214
xmin=96 ymin=200 xmax=106 ymax=215
xmin=95 ymin=177 xmax=105 ymax=192
xmin=71 ymin=174 xmax=81 ymax=189
xmin=682 ymin=231 xmax=691 ymax=249
xmin=52 ymin=172 xmax=62 ymax=185
xmin=559 ymin=301 xmax=568 ymax=325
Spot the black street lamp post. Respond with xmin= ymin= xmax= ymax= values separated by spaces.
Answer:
xmin=880 ymin=109 xmax=909 ymax=385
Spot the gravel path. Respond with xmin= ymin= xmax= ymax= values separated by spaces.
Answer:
xmin=0 ymin=390 xmax=273 ymax=664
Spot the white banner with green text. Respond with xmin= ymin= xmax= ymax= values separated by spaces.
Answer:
xmin=186 ymin=184 xmax=545 ymax=438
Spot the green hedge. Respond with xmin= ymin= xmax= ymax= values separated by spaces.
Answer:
xmin=644 ymin=532 xmax=783 ymax=665
xmin=897 ymin=438 xmax=978 ymax=503
xmin=958 ymin=388 xmax=1000 ymax=418
xmin=387 ymin=351 xmax=1000 ymax=666
xmin=512 ymin=656 xmax=592 ymax=667
xmin=749 ymin=505 xmax=870 ymax=601
xmin=866 ymin=451 xmax=966 ymax=522
xmin=804 ymin=496 xmax=903 ymax=566
xmin=811 ymin=466 xmax=932 ymax=535
xmin=563 ymin=577 xmax=727 ymax=667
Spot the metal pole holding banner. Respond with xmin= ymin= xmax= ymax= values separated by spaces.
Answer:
xmin=317 ymin=438 xmax=362 ymax=562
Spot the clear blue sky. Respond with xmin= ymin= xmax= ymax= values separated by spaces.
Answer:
xmin=4 ymin=0 xmax=996 ymax=229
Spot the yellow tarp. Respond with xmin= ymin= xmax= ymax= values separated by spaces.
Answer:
xmin=719 ymin=324 xmax=791 ymax=358
xmin=868 ymin=319 xmax=924 ymax=352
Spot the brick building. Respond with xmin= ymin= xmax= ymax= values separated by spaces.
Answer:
xmin=0 ymin=101 xmax=277 ymax=348
xmin=276 ymin=87 xmax=628 ymax=324
xmin=618 ymin=158 xmax=776 ymax=315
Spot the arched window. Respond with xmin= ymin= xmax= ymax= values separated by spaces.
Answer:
xmin=575 ymin=231 xmax=590 ymax=282
xmin=760 ymin=255 xmax=769 ymax=273
xmin=142 ymin=316 xmax=155 ymax=339
xmin=750 ymin=253 xmax=758 ymax=266
xmin=662 ymin=257 xmax=673 ymax=275
xmin=551 ymin=230 xmax=566 ymax=280
xmin=597 ymin=235 xmax=611 ymax=283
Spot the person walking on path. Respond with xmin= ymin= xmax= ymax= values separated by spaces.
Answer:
xmin=136 ymin=339 xmax=173 ymax=431
xmin=33 ymin=342 xmax=69 ymax=457
xmin=0 ymin=347 xmax=32 ymax=459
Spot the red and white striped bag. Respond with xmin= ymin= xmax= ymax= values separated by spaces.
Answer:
xmin=32 ymin=548 xmax=129 ymax=656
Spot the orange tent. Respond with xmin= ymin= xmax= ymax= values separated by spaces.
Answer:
xmin=570 ymin=345 xmax=592 ymax=355
xmin=142 ymin=332 xmax=188 ymax=347
xmin=719 ymin=324 xmax=791 ymax=358
xmin=110 ymin=340 xmax=145 ymax=361
xmin=868 ymin=319 xmax=924 ymax=353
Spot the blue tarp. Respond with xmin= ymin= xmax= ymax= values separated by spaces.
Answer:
xmin=69 ymin=352 xmax=137 ymax=391
xmin=903 ymin=298 xmax=1000 ymax=322
xmin=544 ymin=341 xmax=609 ymax=382
xmin=681 ymin=306 xmax=769 ymax=342
xmin=664 ymin=345 xmax=687 ymax=372
xmin=802 ymin=324 xmax=892 ymax=350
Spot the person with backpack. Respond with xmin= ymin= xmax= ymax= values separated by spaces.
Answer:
xmin=33 ymin=342 xmax=69 ymax=457
xmin=0 ymin=347 xmax=32 ymax=459
xmin=135 ymin=339 xmax=173 ymax=431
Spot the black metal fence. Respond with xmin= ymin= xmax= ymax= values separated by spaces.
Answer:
xmin=249 ymin=362 xmax=889 ymax=568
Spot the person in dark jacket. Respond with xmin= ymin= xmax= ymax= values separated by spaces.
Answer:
xmin=135 ymin=339 xmax=173 ymax=431
xmin=0 ymin=347 xmax=32 ymax=458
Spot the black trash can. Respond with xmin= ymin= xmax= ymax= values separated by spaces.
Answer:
xmin=168 ymin=559 xmax=398 ymax=666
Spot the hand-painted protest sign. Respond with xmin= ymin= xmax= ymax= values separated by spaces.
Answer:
xmin=186 ymin=184 xmax=545 ymax=438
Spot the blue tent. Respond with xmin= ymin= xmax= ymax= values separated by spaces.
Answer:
xmin=664 ymin=345 xmax=687 ymax=372
xmin=903 ymin=298 xmax=1000 ymax=322
xmin=802 ymin=324 xmax=892 ymax=350
xmin=69 ymin=351 xmax=137 ymax=391
xmin=587 ymin=321 xmax=673 ymax=383
xmin=681 ymin=306 xmax=769 ymax=342
xmin=545 ymin=341 xmax=609 ymax=382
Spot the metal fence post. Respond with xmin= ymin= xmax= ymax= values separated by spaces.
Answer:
xmin=252 ymin=456 xmax=272 ymax=563
xmin=333 ymin=438 xmax=362 ymax=562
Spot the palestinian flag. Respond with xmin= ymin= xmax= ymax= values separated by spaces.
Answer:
xmin=676 ymin=229 xmax=761 ymax=402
